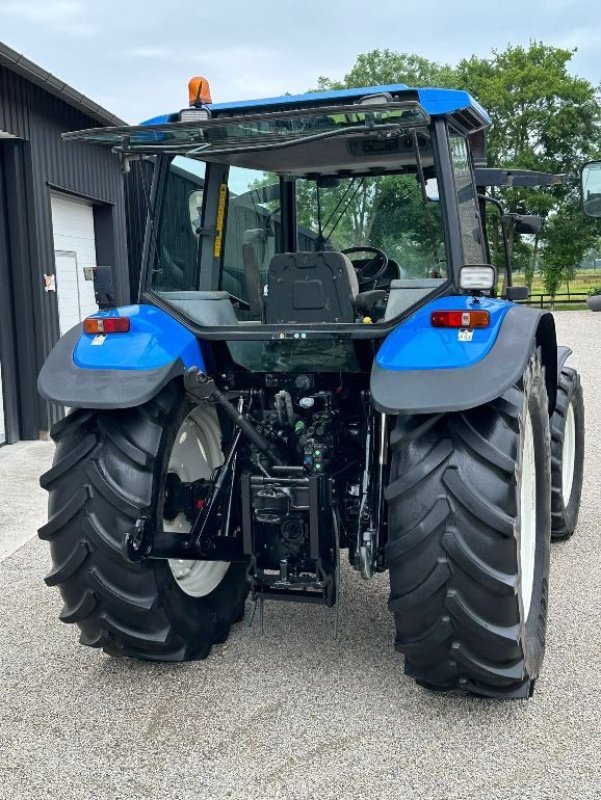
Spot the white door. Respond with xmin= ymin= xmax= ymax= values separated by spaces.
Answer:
xmin=51 ymin=194 xmax=98 ymax=336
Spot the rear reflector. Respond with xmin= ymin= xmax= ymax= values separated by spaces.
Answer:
xmin=83 ymin=317 xmax=130 ymax=334
xmin=430 ymin=310 xmax=490 ymax=328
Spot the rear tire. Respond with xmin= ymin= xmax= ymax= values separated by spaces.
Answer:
xmin=39 ymin=382 xmax=248 ymax=661
xmin=550 ymin=367 xmax=584 ymax=541
xmin=386 ymin=352 xmax=551 ymax=698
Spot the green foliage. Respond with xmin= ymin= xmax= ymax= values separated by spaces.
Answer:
xmin=317 ymin=50 xmax=456 ymax=91
xmin=457 ymin=43 xmax=600 ymax=175
xmin=296 ymin=175 xmax=445 ymax=277
xmin=314 ymin=43 xmax=601 ymax=296
xmin=539 ymin=202 xmax=600 ymax=296
xmin=588 ymin=286 xmax=601 ymax=297
xmin=369 ymin=175 xmax=446 ymax=272
xmin=249 ymin=168 xmax=446 ymax=278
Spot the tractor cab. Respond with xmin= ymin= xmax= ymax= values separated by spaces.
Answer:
xmin=65 ymin=79 xmax=494 ymax=371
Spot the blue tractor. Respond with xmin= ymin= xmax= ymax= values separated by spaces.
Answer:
xmin=39 ymin=78 xmax=585 ymax=698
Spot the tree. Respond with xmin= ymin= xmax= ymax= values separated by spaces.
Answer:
xmin=314 ymin=44 xmax=601 ymax=293
xmin=457 ymin=43 xmax=601 ymax=291
xmin=295 ymin=175 xmax=445 ymax=276
xmin=539 ymin=202 xmax=600 ymax=300
xmin=316 ymin=50 xmax=456 ymax=92
xmin=457 ymin=43 xmax=599 ymax=174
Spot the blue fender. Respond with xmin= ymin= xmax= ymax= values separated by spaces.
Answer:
xmin=371 ymin=295 xmax=557 ymax=414
xmin=38 ymin=304 xmax=205 ymax=409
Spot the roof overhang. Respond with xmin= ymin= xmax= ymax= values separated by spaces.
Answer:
xmin=0 ymin=41 xmax=125 ymax=128
xmin=140 ymin=84 xmax=491 ymax=133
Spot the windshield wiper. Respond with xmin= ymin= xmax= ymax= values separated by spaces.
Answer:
xmin=412 ymin=129 xmax=443 ymax=265
xmin=319 ymin=178 xmax=366 ymax=245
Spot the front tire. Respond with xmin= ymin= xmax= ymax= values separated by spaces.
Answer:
xmin=39 ymin=382 xmax=248 ymax=661
xmin=386 ymin=353 xmax=551 ymax=697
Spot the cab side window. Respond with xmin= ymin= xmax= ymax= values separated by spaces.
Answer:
xmin=151 ymin=156 xmax=206 ymax=292
xmin=449 ymin=134 xmax=485 ymax=265
xmin=221 ymin=168 xmax=280 ymax=304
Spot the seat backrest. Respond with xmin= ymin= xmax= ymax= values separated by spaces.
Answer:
xmin=265 ymin=251 xmax=357 ymax=324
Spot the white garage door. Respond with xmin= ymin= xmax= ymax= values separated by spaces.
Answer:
xmin=51 ymin=194 xmax=98 ymax=336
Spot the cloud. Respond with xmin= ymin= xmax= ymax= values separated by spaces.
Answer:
xmin=1 ymin=0 xmax=600 ymax=125
xmin=1 ymin=1 xmax=97 ymax=36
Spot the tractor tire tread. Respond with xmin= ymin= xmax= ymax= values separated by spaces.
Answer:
xmin=387 ymin=353 xmax=550 ymax=697
xmin=39 ymin=390 xmax=247 ymax=662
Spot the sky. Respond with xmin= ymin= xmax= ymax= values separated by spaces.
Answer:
xmin=1 ymin=0 xmax=600 ymax=124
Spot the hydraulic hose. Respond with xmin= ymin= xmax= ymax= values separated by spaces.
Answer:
xmin=184 ymin=367 xmax=284 ymax=466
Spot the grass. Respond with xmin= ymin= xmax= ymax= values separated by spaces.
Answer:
xmin=511 ymin=268 xmax=600 ymax=309
xmin=513 ymin=268 xmax=601 ymax=296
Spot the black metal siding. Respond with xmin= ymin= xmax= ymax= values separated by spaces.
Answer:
xmin=0 ymin=139 xmax=42 ymax=439
xmin=0 ymin=146 xmax=21 ymax=442
xmin=0 ymin=64 xmax=29 ymax=139
xmin=0 ymin=66 xmax=130 ymax=435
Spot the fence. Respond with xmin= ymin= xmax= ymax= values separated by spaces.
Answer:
xmin=517 ymin=291 xmax=589 ymax=308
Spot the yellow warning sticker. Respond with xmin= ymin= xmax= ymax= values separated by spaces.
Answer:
xmin=213 ymin=183 xmax=228 ymax=258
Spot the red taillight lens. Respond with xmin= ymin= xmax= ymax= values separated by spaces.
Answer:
xmin=83 ymin=317 xmax=130 ymax=334
xmin=430 ymin=310 xmax=490 ymax=328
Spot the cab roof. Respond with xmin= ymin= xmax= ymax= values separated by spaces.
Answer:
xmin=141 ymin=84 xmax=491 ymax=130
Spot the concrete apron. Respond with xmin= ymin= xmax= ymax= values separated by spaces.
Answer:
xmin=0 ymin=440 xmax=54 ymax=562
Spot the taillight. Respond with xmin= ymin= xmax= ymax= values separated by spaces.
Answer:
xmin=430 ymin=310 xmax=490 ymax=328
xmin=83 ymin=317 xmax=130 ymax=334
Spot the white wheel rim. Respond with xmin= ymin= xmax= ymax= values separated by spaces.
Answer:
xmin=519 ymin=409 xmax=537 ymax=621
xmin=561 ymin=402 xmax=576 ymax=506
xmin=165 ymin=406 xmax=230 ymax=597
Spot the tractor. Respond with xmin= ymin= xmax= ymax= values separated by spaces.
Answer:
xmin=38 ymin=78 xmax=585 ymax=698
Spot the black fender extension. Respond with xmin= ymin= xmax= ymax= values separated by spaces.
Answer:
xmin=38 ymin=325 xmax=185 ymax=409
xmin=371 ymin=305 xmax=559 ymax=415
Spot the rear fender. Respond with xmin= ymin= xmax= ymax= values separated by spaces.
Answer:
xmin=371 ymin=296 xmax=557 ymax=415
xmin=38 ymin=304 xmax=205 ymax=409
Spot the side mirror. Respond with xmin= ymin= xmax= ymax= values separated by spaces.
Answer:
xmin=84 ymin=265 xmax=116 ymax=310
xmin=425 ymin=177 xmax=439 ymax=202
xmin=316 ymin=176 xmax=340 ymax=189
xmin=502 ymin=213 xmax=543 ymax=235
xmin=505 ymin=286 xmax=529 ymax=301
xmin=188 ymin=189 xmax=204 ymax=237
xmin=581 ymin=161 xmax=601 ymax=218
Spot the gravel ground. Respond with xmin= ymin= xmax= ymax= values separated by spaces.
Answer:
xmin=0 ymin=441 xmax=54 ymax=563
xmin=1 ymin=311 xmax=600 ymax=800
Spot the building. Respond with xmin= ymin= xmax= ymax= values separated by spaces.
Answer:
xmin=0 ymin=42 xmax=132 ymax=445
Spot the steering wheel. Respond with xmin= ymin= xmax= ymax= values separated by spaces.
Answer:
xmin=342 ymin=246 xmax=389 ymax=288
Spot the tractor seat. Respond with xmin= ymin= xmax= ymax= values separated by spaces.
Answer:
xmin=264 ymin=251 xmax=359 ymax=324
